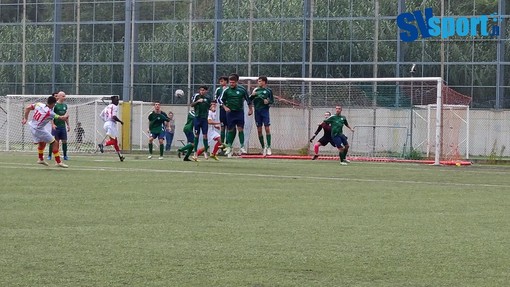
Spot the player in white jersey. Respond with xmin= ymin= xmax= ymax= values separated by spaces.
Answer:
xmin=98 ymin=95 xmax=125 ymax=161
xmin=192 ymin=101 xmax=225 ymax=161
xmin=21 ymin=95 xmax=70 ymax=168
xmin=214 ymin=76 xmax=229 ymax=145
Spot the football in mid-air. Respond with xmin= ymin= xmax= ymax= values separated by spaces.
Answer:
xmin=175 ymin=89 xmax=185 ymax=98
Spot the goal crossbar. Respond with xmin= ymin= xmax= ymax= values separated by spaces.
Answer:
xmin=240 ymin=76 xmax=442 ymax=83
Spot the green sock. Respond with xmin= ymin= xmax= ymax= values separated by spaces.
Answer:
xmin=62 ymin=143 xmax=68 ymax=157
xmin=342 ymin=148 xmax=348 ymax=160
xmin=221 ymin=129 xmax=226 ymax=143
xmin=266 ymin=134 xmax=271 ymax=148
xmin=185 ymin=147 xmax=193 ymax=158
xmin=203 ymin=138 xmax=209 ymax=152
xmin=148 ymin=143 xmax=153 ymax=154
xmin=339 ymin=151 xmax=346 ymax=161
xmin=193 ymin=137 xmax=199 ymax=152
xmin=159 ymin=144 xmax=164 ymax=156
xmin=239 ymin=131 xmax=244 ymax=147
xmin=227 ymin=130 xmax=235 ymax=146
xmin=258 ymin=135 xmax=265 ymax=148
xmin=48 ymin=144 xmax=52 ymax=157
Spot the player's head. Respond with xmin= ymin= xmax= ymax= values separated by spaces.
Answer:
xmin=257 ymin=76 xmax=268 ymax=87
xmin=199 ymin=85 xmax=208 ymax=95
xmin=228 ymin=75 xmax=238 ymax=88
xmin=335 ymin=105 xmax=342 ymax=115
xmin=77 ymin=122 xmax=82 ymax=126
xmin=324 ymin=111 xmax=331 ymax=118
xmin=111 ymin=95 xmax=120 ymax=105
xmin=218 ymin=76 xmax=228 ymax=86
xmin=168 ymin=111 xmax=174 ymax=118
xmin=56 ymin=91 xmax=66 ymax=102
xmin=229 ymin=73 xmax=240 ymax=81
xmin=210 ymin=101 xmax=217 ymax=111
xmin=153 ymin=101 xmax=161 ymax=112
xmin=47 ymin=95 xmax=57 ymax=108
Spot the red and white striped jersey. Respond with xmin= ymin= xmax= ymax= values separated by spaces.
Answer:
xmin=28 ymin=103 xmax=56 ymax=129
xmin=100 ymin=104 xmax=119 ymax=122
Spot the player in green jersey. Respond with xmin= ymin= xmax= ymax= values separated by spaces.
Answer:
xmin=250 ymin=76 xmax=274 ymax=156
xmin=147 ymin=101 xmax=170 ymax=159
xmin=47 ymin=91 xmax=70 ymax=160
xmin=323 ymin=105 xmax=355 ymax=165
xmin=229 ymin=73 xmax=248 ymax=94
xmin=191 ymin=86 xmax=212 ymax=160
xmin=218 ymin=74 xmax=253 ymax=156
xmin=177 ymin=110 xmax=196 ymax=161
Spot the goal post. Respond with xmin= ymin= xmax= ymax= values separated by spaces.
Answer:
xmin=239 ymin=76 xmax=471 ymax=165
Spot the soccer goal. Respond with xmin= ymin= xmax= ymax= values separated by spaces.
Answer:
xmin=239 ymin=76 xmax=472 ymax=165
xmin=414 ymin=104 xmax=470 ymax=161
xmin=1 ymin=95 xmax=117 ymax=153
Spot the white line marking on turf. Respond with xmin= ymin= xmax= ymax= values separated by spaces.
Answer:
xmin=1 ymin=161 xmax=509 ymax=189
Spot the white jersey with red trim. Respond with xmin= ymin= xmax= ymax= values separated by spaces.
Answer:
xmin=100 ymin=104 xmax=119 ymax=122
xmin=207 ymin=109 xmax=220 ymax=140
xmin=208 ymin=109 xmax=219 ymax=131
xmin=28 ymin=103 xmax=56 ymax=130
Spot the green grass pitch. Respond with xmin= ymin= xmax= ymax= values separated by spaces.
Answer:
xmin=1 ymin=152 xmax=510 ymax=286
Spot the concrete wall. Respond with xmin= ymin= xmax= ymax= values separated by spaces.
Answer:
xmin=157 ymin=105 xmax=508 ymax=158
xmin=2 ymin=97 xmax=506 ymax=158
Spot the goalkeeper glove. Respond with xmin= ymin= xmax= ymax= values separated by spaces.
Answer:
xmin=309 ymin=135 xmax=316 ymax=143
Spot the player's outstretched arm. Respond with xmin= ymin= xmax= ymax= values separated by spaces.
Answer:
xmin=21 ymin=104 xmax=35 ymax=124
xmin=57 ymin=114 xmax=70 ymax=121
xmin=309 ymin=124 xmax=324 ymax=142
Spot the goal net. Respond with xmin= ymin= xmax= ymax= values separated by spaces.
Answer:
xmin=414 ymin=104 xmax=470 ymax=162
xmin=239 ymin=77 xmax=472 ymax=164
xmin=1 ymin=95 xmax=117 ymax=153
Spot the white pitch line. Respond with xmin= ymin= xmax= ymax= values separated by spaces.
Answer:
xmin=1 ymin=162 xmax=509 ymax=189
